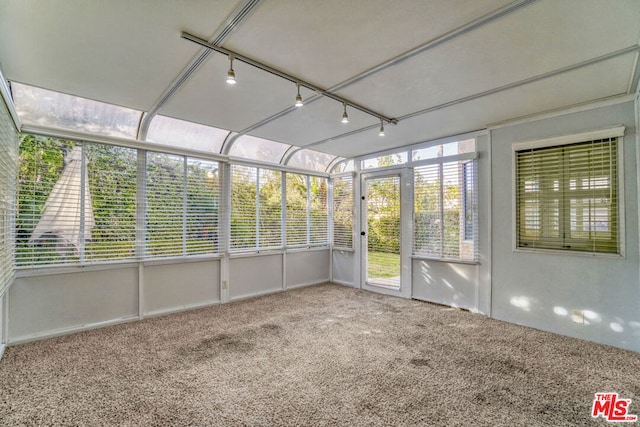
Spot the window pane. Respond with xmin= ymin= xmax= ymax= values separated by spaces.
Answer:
xmin=286 ymin=173 xmax=307 ymax=246
xmin=412 ymin=139 xmax=476 ymax=161
xmin=259 ymin=169 xmax=282 ymax=248
xmin=186 ymin=159 xmax=220 ymax=254
xmin=16 ymin=135 xmax=77 ymax=265
xmin=230 ymin=165 xmax=258 ymax=251
xmin=147 ymin=115 xmax=228 ymax=153
xmin=146 ymin=152 xmax=185 ymax=257
xmin=362 ymin=152 xmax=407 ymax=169
xmin=12 ymin=83 xmax=141 ymax=139
xmin=332 ymin=176 xmax=353 ymax=249
xmin=310 ymin=176 xmax=328 ymax=245
xmin=85 ymin=144 xmax=137 ymax=261
xmin=413 ymin=164 xmax=441 ymax=258
xmin=229 ymin=135 xmax=290 ymax=163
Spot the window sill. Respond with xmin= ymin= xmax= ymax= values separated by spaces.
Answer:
xmin=410 ymin=256 xmax=480 ymax=265
xmin=513 ymin=247 xmax=624 ymax=260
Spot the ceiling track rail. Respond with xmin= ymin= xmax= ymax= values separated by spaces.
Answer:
xmin=137 ymin=0 xmax=263 ymax=140
xmin=181 ymin=31 xmax=398 ymax=126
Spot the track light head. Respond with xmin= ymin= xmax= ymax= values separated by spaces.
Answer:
xmin=226 ymin=55 xmax=236 ymax=85
xmin=341 ymin=103 xmax=349 ymax=124
xmin=295 ymin=83 xmax=303 ymax=107
xmin=379 ymin=120 xmax=385 ymax=136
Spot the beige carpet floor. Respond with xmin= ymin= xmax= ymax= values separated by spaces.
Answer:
xmin=0 ymin=283 xmax=638 ymax=426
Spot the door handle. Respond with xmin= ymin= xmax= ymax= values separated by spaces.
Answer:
xmin=361 ymin=231 xmax=366 ymax=236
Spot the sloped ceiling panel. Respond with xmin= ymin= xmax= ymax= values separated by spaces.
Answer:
xmin=222 ymin=0 xmax=513 ymax=88
xmin=314 ymin=53 xmax=635 ymax=158
xmin=0 ymin=0 xmax=240 ymax=111
xmin=248 ymin=96 xmax=378 ymax=146
xmin=334 ymin=0 xmax=640 ymax=118
xmin=158 ymin=54 xmax=316 ymax=132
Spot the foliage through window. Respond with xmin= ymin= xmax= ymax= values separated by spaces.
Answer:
xmin=515 ymin=138 xmax=618 ymax=254
xmin=332 ymin=175 xmax=353 ymax=249
xmin=286 ymin=173 xmax=328 ymax=247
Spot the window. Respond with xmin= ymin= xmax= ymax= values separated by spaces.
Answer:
xmin=0 ymin=100 xmax=18 ymax=295
xmin=515 ymin=136 xmax=619 ymax=254
xmin=332 ymin=175 xmax=353 ymax=249
xmin=16 ymin=135 xmax=138 ymax=265
xmin=414 ymin=160 xmax=478 ymax=261
xmin=230 ymin=165 xmax=282 ymax=252
xmin=145 ymin=153 xmax=220 ymax=258
xmin=362 ymin=151 xmax=407 ymax=169
xmin=286 ymin=173 xmax=329 ymax=247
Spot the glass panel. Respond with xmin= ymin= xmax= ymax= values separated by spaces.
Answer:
xmin=230 ymin=165 xmax=258 ymax=251
xmin=332 ymin=176 xmax=353 ymax=249
xmin=259 ymin=169 xmax=282 ymax=249
xmin=309 ymin=176 xmax=328 ymax=244
xmin=12 ymin=83 xmax=141 ymax=139
xmin=147 ymin=115 xmax=228 ymax=153
xmin=362 ymin=152 xmax=407 ymax=169
xmin=229 ymin=135 xmax=290 ymax=163
xmin=286 ymin=173 xmax=307 ymax=246
xmin=287 ymin=149 xmax=337 ymax=172
xmin=186 ymin=158 xmax=220 ymax=254
xmin=412 ymin=138 xmax=476 ymax=161
xmin=366 ymin=175 xmax=401 ymax=288
xmin=332 ymin=159 xmax=354 ymax=174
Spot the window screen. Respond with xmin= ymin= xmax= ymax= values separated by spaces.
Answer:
xmin=516 ymin=138 xmax=618 ymax=254
xmin=0 ymin=101 xmax=18 ymax=295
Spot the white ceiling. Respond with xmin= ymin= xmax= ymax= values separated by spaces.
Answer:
xmin=0 ymin=0 xmax=638 ymax=160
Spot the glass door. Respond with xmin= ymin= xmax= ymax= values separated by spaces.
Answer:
xmin=362 ymin=174 xmax=401 ymax=289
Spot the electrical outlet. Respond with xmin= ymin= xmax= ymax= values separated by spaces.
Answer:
xmin=572 ymin=309 xmax=584 ymax=324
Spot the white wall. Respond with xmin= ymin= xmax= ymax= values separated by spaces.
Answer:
xmin=490 ymin=100 xmax=639 ymax=352
xmin=331 ymin=250 xmax=355 ymax=286
xmin=286 ymin=249 xmax=329 ymax=288
xmin=143 ymin=259 xmax=220 ymax=316
xmin=0 ymin=292 xmax=6 ymax=358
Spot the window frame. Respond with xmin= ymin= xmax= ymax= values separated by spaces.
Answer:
xmin=511 ymin=126 xmax=625 ymax=258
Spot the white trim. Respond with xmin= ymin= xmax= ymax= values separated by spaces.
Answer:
xmin=488 ymin=94 xmax=635 ymax=131
xmin=410 ymin=256 xmax=480 ymax=265
xmin=513 ymin=248 xmax=625 ymax=260
xmin=286 ymin=279 xmax=329 ymax=290
xmin=0 ymin=343 xmax=5 ymax=361
xmin=330 ymin=279 xmax=356 ymax=288
xmin=0 ymin=71 xmax=21 ymax=130
xmin=512 ymin=126 xmax=625 ymax=151
xmin=8 ymin=315 xmax=140 ymax=346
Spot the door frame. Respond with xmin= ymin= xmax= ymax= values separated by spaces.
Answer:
xmin=359 ymin=169 xmax=413 ymax=298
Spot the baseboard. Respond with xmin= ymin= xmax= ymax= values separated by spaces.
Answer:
xmin=8 ymin=315 xmax=140 ymax=346
xmin=230 ymin=287 xmax=285 ymax=302
xmin=285 ymin=279 xmax=329 ymax=290
xmin=0 ymin=342 xmax=5 ymax=361
xmin=143 ymin=299 xmax=221 ymax=319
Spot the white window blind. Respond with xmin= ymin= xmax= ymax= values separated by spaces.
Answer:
xmin=0 ymin=100 xmax=18 ymax=295
xmin=516 ymin=138 xmax=618 ymax=254
xmin=186 ymin=158 xmax=220 ymax=254
xmin=414 ymin=160 xmax=478 ymax=261
xmin=286 ymin=173 xmax=307 ymax=247
xmin=230 ymin=165 xmax=282 ymax=252
xmin=85 ymin=144 xmax=137 ymax=261
xmin=332 ymin=175 xmax=353 ymax=249
xmin=146 ymin=152 xmax=185 ymax=257
xmin=310 ymin=176 xmax=328 ymax=245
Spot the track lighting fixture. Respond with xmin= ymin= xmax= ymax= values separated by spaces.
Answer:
xmin=378 ymin=119 xmax=385 ymax=136
xmin=341 ymin=103 xmax=349 ymax=124
xmin=226 ymin=55 xmax=236 ymax=85
xmin=295 ymin=83 xmax=303 ymax=107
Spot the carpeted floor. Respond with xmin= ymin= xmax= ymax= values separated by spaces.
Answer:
xmin=0 ymin=283 xmax=638 ymax=426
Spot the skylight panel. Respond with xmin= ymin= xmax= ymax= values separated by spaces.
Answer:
xmin=287 ymin=149 xmax=338 ymax=172
xmin=11 ymin=82 xmax=141 ymax=139
xmin=147 ymin=115 xmax=228 ymax=153
xmin=228 ymin=135 xmax=290 ymax=164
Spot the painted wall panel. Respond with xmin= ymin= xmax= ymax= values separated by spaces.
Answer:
xmin=0 ymin=293 xmax=5 ymax=347
xmin=229 ymin=254 xmax=283 ymax=300
xmin=412 ymin=260 xmax=478 ymax=310
xmin=143 ymin=260 xmax=220 ymax=316
xmin=9 ymin=267 xmax=138 ymax=342
xmin=286 ymin=250 xmax=330 ymax=288
xmin=332 ymin=250 xmax=355 ymax=286
xmin=490 ymin=101 xmax=639 ymax=352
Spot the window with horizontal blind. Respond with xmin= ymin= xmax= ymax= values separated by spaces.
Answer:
xmin=332 ymin=175 xmax=353 ymax=249
xmin=0 ymin=100 xmax=18 ymax=296
xmin=515 ymin=137 xmax=619 ymax=254
xmin=17 ymin=135 xmax=139 ymax=265
xmin=146 ymin=153 xmax=221 ymax=258
xmin=230 ymin=164 xmax=282 ymax=252
xmin=414 ymin=159 xmax=478 ymax=261
xmin=286 ymin=173 xmax=329 ymax=248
